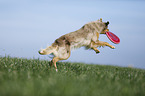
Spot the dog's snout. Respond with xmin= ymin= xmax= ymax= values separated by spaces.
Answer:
xmin=105 ymin=21 xmax=109 ymax=26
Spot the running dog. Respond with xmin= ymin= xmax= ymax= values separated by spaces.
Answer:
xmin=39 ymin=18 xmax=115 ymax=71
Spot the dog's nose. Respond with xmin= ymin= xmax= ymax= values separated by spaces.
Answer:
xmin=105 ymin=21 xmax=109 ymax=26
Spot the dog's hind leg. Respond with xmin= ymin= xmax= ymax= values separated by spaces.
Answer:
xmin=51 ymin=56 xmax=70 ymax=72
xmin=51 ymin=57 xmax=60 ymax=72
xmin=51 ymin=48 xmax=71 ymax=72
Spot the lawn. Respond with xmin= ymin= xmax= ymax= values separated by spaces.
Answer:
xmin=0 ymin=56 xmax=145 ymax=96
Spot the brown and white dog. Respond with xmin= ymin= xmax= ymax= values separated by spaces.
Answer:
xmin=39 ymin=18 xmax=115 ymax=71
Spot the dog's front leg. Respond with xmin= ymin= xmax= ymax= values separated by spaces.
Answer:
xmin=91 ymin=47 xmax=100 ymax=53
xmin=96 ymin=32 xmax=99 ymax=42
xmin=90 ymin=41 xmax=100 ymax=53
xmin=90 ymin=40 xmax=115 ymax=54
xmin=94 ymin=41 xmax=115 ymax=49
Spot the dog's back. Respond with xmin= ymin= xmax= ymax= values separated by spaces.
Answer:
xmin=53 ymin=20 xmax=108 ymax=49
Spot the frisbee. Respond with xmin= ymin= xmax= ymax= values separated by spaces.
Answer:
xmin=106 ymin=31 xmax=120 ymax=44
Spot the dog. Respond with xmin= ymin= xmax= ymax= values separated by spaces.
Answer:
xmin=39 ymin=18 xmax=115 ymax=71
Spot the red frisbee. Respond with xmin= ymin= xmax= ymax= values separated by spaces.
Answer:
xmin=106 ymin=31 xmax=120 ymax=44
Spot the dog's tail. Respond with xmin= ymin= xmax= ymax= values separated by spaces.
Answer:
xmin=38 ymin=45 xmax=57 ymax=55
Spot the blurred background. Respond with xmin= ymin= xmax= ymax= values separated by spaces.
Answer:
xmin=0 ymin=0 xmax=145 ymax=69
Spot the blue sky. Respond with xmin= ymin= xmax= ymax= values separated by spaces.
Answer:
xmin=0 ymin=0 xmax=145 ymax=69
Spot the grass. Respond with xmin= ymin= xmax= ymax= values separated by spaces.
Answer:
xmin=0 ymin=56 xmax=145 ymax=96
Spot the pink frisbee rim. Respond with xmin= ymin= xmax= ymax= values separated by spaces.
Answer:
xmin=106 ymin=31 xmax=120 ymax=44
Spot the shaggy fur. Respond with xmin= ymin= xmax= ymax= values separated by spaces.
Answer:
xmin=39 ymin=18 xmax=115 ymax=71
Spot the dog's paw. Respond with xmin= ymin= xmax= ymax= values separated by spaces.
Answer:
xmin=111 ymin=46 xmax=115 ymax=49
xmin=95 ymin=50 xmax=100 ymax=54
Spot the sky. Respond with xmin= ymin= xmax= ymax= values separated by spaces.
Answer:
xmin=0 ymin=0 xmax=145 ymax=69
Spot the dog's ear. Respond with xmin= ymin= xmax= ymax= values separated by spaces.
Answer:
xmin=105 ymin=21 xmax=109 ymax=26
xmin=100 ymin=18 xmax=102 ymax=22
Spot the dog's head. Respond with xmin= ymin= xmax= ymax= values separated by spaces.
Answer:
xmin=101 ymin=21 xmax=109 ymax=34
xmin=96 ymin=18 xmax=110 ymax=34
xmin=86 ymin=18 xmax=109 ymax=34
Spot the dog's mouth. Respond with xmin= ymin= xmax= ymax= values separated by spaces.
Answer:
xmin=105 ymin=29 xmax=109 ymax=33
xmin=101 ymin=29 xmax=109 ymax=34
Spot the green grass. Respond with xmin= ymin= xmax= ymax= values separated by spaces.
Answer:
xmin=0 ymin=56 xmax=145 ymax=96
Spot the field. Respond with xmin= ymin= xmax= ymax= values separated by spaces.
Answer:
xmin=0 ymin=56 xmax=145 ymax=96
